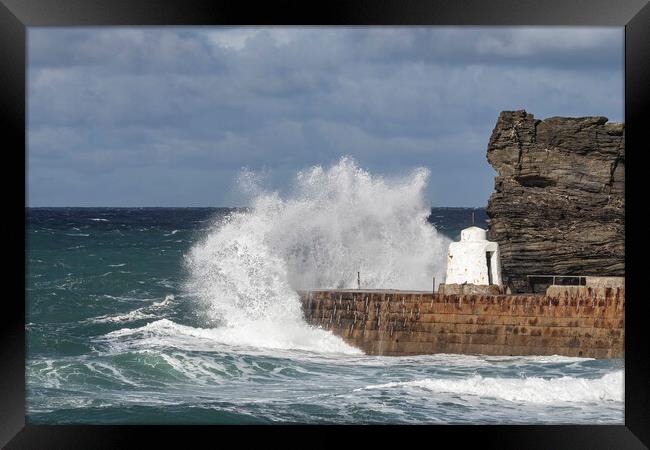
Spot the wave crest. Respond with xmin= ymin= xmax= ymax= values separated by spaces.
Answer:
xmin=357 ymin=371 xmax=624 ymax=404
xmin=183 ymin=157 xmax=449 ymax=352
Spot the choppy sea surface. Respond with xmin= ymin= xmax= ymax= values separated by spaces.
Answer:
xmin=26 ymin=206 xmax=624 ymax=424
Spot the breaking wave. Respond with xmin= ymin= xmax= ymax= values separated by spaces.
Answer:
xmin=100 ymin=318 xmax=358 ymax=354
xmin=181 ymin=157 xmax=450 ymax=352
xmin=357 ymin=370 xmax=624 ymax=404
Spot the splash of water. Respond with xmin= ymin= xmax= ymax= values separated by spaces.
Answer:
xmin=184 ymin=157 xmax=450 ymax=352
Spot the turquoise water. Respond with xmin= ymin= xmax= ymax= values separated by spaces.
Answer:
xmin=26 ymin=207 xmax=624 ymax=424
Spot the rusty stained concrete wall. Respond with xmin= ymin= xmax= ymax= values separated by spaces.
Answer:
xmin=299 ymin=288 xmax=624 ymax=358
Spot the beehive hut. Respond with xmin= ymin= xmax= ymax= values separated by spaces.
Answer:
xmin=445 ymin=226 xmax=502 ymax=286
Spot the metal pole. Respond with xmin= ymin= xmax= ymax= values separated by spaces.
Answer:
xmin=432 ymin=276 xmax=436 ymax=294
xmin=357 ymin=271 xmax=360 ymax=289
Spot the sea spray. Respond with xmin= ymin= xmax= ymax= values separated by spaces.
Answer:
xmin=184 ymin=157 xmax=450 ymax=352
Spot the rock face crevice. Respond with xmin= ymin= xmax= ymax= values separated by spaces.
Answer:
xmin=486 ymin=110 xmax=624 ymax=293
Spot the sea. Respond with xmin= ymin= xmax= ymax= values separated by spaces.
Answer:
xmin=26 ymin=161 xmax=624 ymax=424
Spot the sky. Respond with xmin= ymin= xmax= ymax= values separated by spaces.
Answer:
xmin=27 ymin=27 xmax=624 ymax=207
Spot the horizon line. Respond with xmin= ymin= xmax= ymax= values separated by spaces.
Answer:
xmin=25 ymin=205 xmax=488 ymax=209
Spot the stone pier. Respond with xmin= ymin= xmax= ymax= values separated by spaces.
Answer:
xmin=299 ymin=287 xmax=624 ymax=358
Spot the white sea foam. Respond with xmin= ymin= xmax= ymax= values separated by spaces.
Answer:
xmin=356 ymin=371 xmax=624 ymax=404
xmin=90 ymin=218 xmax=109 ymax=222
xmin=102 ymin=318 xmax=360 ymax=354
xmin=88 ymin=295 xmax=175 ymax=324
xmin=181 ymin=157 xmax=450 ymax=353
xmin=152 ymin=294 xmax=175 ymax=307
xmin=486 ymin=354 xmax=595 ymax=364
xmin=88 ymin=309 xmax=157 ymax=324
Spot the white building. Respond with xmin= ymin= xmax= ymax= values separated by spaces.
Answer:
xmin=445 ymin=226 xmax=502 ymax=286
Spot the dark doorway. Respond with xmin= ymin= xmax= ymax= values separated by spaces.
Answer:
xmin=486 ymin=251 xmax=494 ymax=285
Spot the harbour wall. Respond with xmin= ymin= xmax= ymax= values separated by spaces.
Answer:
xmin=299 ymin=287 xmax=624 ymax=358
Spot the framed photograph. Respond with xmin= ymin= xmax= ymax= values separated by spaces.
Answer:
xmin=3 ymin=0 xmax=649 ymax=447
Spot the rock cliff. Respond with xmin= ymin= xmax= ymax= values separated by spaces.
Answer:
xmin=486 ymin=110 xmax=624 ymax=293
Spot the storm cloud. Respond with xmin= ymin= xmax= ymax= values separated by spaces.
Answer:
xmin=27 ymin=27 xmax=623 ymax=206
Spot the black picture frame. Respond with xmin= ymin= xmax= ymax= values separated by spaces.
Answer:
xmin=3 ymin=0 xmax=649 ymax=447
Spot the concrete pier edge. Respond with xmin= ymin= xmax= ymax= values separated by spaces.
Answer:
xmin=299 ymin=287 xmax=624 ymax=358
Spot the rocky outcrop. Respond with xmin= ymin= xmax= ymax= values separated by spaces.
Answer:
xmin=486 ymin=110 xmax=624 ymax=293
